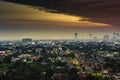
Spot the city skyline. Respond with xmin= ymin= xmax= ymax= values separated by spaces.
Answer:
xmin=0 ymin=0 xmax=120 ymax=40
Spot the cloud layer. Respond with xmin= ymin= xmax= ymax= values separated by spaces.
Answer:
xmin=3 ymin=0 xmax=120 ymax=27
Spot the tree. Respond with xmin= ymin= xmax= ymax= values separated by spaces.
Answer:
xmin=69 ymin=68 xmax=79 ymax=80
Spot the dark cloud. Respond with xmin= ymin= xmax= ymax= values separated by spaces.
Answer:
xmin=3 ymin=0 xmax=120 ymax=26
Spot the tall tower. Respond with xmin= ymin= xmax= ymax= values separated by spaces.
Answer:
xmin=75 ymin=32 xmax=78 ymax=40
xmin=103 ymin=35 xmax=109 ymax=42
xmin=89 ymin=34 xmax=92 ymax=39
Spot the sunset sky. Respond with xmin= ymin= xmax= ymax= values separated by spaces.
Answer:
xmin=0 ymin=0 xmax=120 ymax=40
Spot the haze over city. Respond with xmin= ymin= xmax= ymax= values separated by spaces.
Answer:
xmin=0 ymin=0 xmax=120 ymax=40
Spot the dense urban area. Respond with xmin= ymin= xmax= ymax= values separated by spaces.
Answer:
xmin=0 ymin=33 xmax=120 ymax=80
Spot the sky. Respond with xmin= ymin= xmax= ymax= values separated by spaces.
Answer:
xmin=0 ymin=0 xmax=120 ymax=40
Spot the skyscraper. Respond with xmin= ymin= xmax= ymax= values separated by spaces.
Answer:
xmin=75 ymin=32 xmax=78 ymax=40
xmin=103 ymin=35 xmax=109 ymax=42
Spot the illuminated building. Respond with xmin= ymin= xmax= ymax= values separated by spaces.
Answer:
xmin=22 ymin=38 xmax=32 ymax=44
